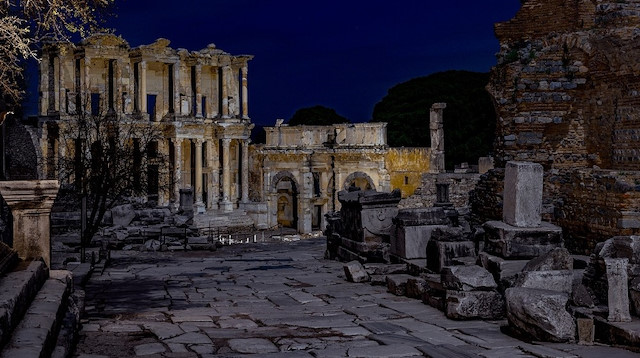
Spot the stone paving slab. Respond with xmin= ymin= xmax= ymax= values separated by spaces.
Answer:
xmin=73 ymin=237 xmax=640 ymax=357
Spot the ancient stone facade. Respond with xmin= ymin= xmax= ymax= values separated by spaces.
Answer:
xmin=478 ymin=1 xmax=640 ymax=252
xmin=36 ymin=34 xmax=253 ymax=212
xmin=250 ymin=121 xmax=435 ymax=233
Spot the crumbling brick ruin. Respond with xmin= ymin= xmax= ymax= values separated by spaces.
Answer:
xmin=476 ymin=0 xmax=640 ymax=254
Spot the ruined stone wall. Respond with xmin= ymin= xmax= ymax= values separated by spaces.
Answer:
xmin=386 ymin=147 xmax=430 ymax=198
xmin=471 ymin=168 xmax=640 ymax=254
xmin=490 ymin=0 xmax=640 ymax=170
xmin=400 ymin=172 xmax=481 ymax=209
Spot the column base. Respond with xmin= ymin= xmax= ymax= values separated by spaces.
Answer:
xmin=194 ymin=201 xmax=206 ymax=215
xmin=221 ymin=200 xmax=233 ymax=212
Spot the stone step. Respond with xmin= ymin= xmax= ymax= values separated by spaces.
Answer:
xmin=0 ymin=270 xmax=72 ymax=358
xmin=0 ymin=260 xmax=49 ymax=349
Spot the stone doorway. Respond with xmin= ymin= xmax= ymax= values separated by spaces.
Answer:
xmin=276 ymin=177 xmax=297 ymax=228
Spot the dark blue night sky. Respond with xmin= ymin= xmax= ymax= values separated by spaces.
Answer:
xmin=27 ymin=1 xmax=522 ymax=125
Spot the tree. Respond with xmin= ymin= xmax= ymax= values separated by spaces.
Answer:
xmin=371 ymin=71 xmax=496 ymax=169
xmin=0 ymin=0 xmax=113 ymax=105
xmin=288 ymin=105 xmax=349 ymax=126
xmin=55 ymin=103 xmax=168 ymax=252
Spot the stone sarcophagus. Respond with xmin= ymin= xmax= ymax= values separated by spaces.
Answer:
xmin=325 ymin=189 xmax=401 ymax=263
xmin=338 ymin=189 xmax=402 ymax=244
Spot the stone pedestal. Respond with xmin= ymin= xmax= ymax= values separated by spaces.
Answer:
xmin=483 ymin=221 xmax=563 ymax=259
xmin=0 ymin=180 xmax=59 ymax=267
xmin=179 ymin=188 xmax=194 ymax=215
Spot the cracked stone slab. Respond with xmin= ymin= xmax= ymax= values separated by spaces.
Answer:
xmin=134 ymin=343 xmax=166 ymax=356
xmin=347 ymin=343 xmax=422 ymax=357
xmin=228 ymin=338 xmax=279 ymax=354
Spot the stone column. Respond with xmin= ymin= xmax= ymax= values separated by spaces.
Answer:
xmin=429 ymin=102 xmax=446 ymax=173
xmin=39 ymin=56 xmax=49 ymax=115
xmin=173 ymin=61 xmax=181 ymax=116
xmin=140 ymin=61 xmax=147 ymax=114
xmin=209 ymin=140 xmax=219 ymax=209
xmin=605 ymin=258 xmax=632 ymax=322
xmin=503 ymin=161 xmax=543 ymax=228
xmin=57 ymin=55 xmax=66 ymax=114
xmin=83 ymin=56 xmax=91 ymax=113
xmin=241 ymin=66 xmax=249 ymax=119
xmin=221 ymin=138 xmax=232 ymax=211
xmin=172 ymin=138 xmax=182 ymax=209
xmin=114 ymin=60 xmax=123 ymax=114
xmin=0 ymin=180 xmax=60 ymax=267
xmin=40 ymin=125 xmax=49 ymax=180
xmin=195 ymin=64 xmax=203 ymax=118
xmin=194 ymin=139 xmax=205 ymax=214
xmin=221 ymin=66 xmax=230 ymax=118
xmin=241 ymin=139 xmax=249 ymax=203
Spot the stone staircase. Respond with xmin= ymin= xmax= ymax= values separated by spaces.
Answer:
xmin=0 ymin=242 xmax=78 ymax=358
xmin=193 ymin=209 xmax=255 ymax=231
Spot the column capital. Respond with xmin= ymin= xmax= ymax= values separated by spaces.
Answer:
xmin=139 ymin=60 xmax=147 ymax=69
xmin=194 ymin=138 xmax=204 ymax=145
xmin=222 ymin=137 xmax=232 ymax=145
xmin=171 ymin=137 xmax=182 ymax=145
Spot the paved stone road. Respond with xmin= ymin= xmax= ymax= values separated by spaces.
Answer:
xmin=74 ymin=238 xmax=639 ymax=357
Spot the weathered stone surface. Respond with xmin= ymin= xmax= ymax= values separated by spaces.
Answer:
xmin=0 ymin=180 xmax=59 ymax=267
xmin=605 ymin=258 xmax=632 ymax=322
xmin=445 ymin=290 xmax=504 ymax=320
xmin=393 ymin=207 xmax=449 ymax=227
xmin=227 ymin=338 xmax=278 ymax=354
xmin=391 ymin=224 xmax=448 ymax=260
xmin=513 ymin=270 xmax=573 ymax=294
xmin=483 ymin=220 xmax=563 ymax=259
xmin=571 ymin=282 xmax=595 ymax=308
xmin=476 ymin=252 xmax=528 ymax=290
xmin=505 ymin=288 xmax=575 ymax=342
xmin=386 ymin=274 xmax=413 ymax=296
xmin=441 ymin=265 xmax=497 ymax=291
xmin=426 ymin=240 xmax=475 ymax=273
xmin=405 ymin=277 xmax=428 ymax=299
xmin=431 ymin=226 xmax=468 ymax=242
xmin=364 ymin=263 xmax=407 ymax=276
xmin=522 ymin=247 xmax=572 ymax=272
xmin=600 ymin=236 xmax=640 ymax=264
xmin=343 ymin=261 xmax=370 ymax=283
xmin=111 ymin=204 xmax=136 ymax=227
xmin=631 ymin=277 xmax=640 ymax=316
xmin=577 ymin=318 xmax=594 ymax=345
xmin=134 ymin=343 xmax=166 ymax=356
xmin=503 ymin=161 xmax=543 ymax=228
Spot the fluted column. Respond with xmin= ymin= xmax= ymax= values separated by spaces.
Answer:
xmin=241 ymin=139 xmax=249 ymax=203
xmin=194 ymin=139 xmax=205 ymax=213
xmin=140 ymin=61 xmax=147 ymax=114
xmin=221 ymin=138 xmax=232 ymax=211
xmin=172 ymin=138 xmax=182 ymax=208
xmin=241 ymin=66 xmax=248 ymax=119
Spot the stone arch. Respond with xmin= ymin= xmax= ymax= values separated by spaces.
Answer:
xmin=271 ymin=171 xmax=299 ymax=228
xmin=343 ymin=171 xmax=375 ymax=191
xmin=271 ymin=170 xmax=299 ymax=192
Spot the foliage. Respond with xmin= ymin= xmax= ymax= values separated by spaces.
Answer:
xmin=57 ymin=104 xmax=167 ymax=245
xmin=288 ymin=105 xmax=349 ymax=126
xmin=0 ymin=0 xmax=112 ymax=105
xmin=371 ymin=70 xmax=496 ymax=169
